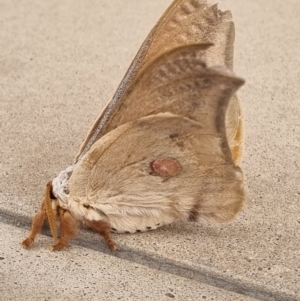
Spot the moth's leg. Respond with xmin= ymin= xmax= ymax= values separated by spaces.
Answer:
xmin=22 ymin=209 xmax=47 ymax=249
xmin=85 ymin=220 xmax=117 ymax=251
xmin=51 ymin=208 xmax=78 ymax=251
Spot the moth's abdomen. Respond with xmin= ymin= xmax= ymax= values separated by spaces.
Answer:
xmin=108 ymin=214 xmax=177 ymax=234
xmin=82 ymin=199 xmax=189 ymax=234
xmin=66 ymin=196 xmax=187 ymax=234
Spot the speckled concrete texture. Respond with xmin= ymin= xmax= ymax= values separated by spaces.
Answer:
xmin=1 ymin=0 xmax=299 ymax=300
xmin=1 ymin=223 xmax=259 ymax=301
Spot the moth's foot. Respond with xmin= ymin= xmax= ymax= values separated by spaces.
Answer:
xmin=50 ymin=237 xmax=68 ymax=251
xmin=107 ymin=240 xmax=117 ymax=251
xmin=84 ymin=219 xmax=117 ymax=251
xmin=21 ymin=238 xmax=34 ymax=249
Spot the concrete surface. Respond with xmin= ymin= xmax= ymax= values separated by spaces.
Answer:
xmin=1 ymin=222 xmax=257 ymax=301
xmin=0 ymin=0 xmax=299 ymax=300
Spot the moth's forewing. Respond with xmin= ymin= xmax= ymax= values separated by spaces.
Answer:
xmin=69 ymin=52 xmax=245 ymax=230
xmin=75 ymin=0 xmax=242 ymax=163
xmin=81 ymin=45 xmax=243 ymax=139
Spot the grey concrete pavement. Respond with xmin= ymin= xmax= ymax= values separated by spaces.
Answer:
xmin=1 ymin=0 xmax=299 ymax=300
xmin=1 ymin=223 xmax=258 ymax=301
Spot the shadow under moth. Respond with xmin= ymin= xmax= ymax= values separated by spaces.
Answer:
xmin=22 ymin=0 xmax=245 ymax=251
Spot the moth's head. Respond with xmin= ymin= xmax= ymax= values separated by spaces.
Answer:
xmin=50 ymin=165 xmax=74 ymax=204
xmin=49 ymin=183 xmax=57 ymax=202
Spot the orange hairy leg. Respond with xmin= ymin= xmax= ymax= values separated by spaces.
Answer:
xmin=22 ymin=207 xmax=47 ymax=249
xmin=85 ymin=220 xmax=117 ymax=251
xmin=51 ymin=208 xmax=78 ymax=251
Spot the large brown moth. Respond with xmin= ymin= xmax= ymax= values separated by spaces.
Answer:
xmin=22 ymin=0 xmax=245 ymax=251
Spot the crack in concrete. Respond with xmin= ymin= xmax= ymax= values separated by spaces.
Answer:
xmin=0 ymin=208 xmax=298 ymax=301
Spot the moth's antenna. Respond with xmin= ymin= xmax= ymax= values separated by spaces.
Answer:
xmin=44 ymin=182 xmax=58 ymax=242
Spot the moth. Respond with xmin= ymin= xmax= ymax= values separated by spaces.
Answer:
xmin=22 ymin=0 xmax=245 ymax=251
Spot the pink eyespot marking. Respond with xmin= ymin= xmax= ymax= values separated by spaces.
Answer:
xmin=150 ymin=158 xmax=181 ymax=177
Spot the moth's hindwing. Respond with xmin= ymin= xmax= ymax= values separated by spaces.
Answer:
xmin=68 ymin=49 xmax=245 ymax=233
xmin=69 ymin=113 xmax=244 ymax=233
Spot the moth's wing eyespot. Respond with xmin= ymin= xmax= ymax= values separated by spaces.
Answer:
xmin=75 ymin=0 xmax=242 ymax=163
xmin=68 ymin=62 xmax=245 ymax=226
xmin=150 ymin=158 xmax=182 ymax=177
